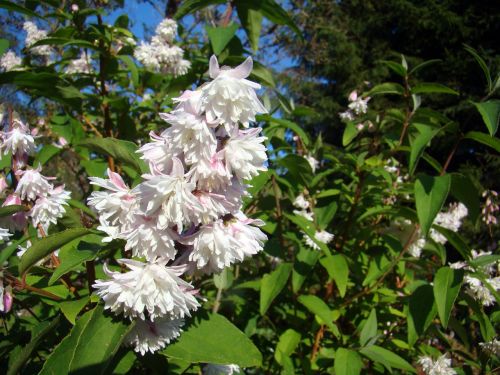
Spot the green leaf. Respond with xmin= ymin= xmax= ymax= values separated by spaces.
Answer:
xmin=432 ymin=225 xmax=471 ymax=260
xmin=407 ymin=284 xmax=437 ymax=346
xmin=379 ymin=60 xmax=406 ymax=76
xmin=359 ymin=309 xmax=378 ymax=347
xmin=365 ymin=82 xmax=405 ymax=96
xmin=206 ymin=23 xmax=239 ymax=55
xmin=284 ymin=213 xmax=331 ymax=255
xmin=260 ymin=263 xmax=292 ymax=315
xmin=236 ymin=3 xmax=263 ymax=50
xmin=59 ymin=298 xmax=89 ymax=325
xmin=174 ymin=0 xmax=225 ymax=19
xmin=342 ymin=122 xmax=358 ymax=146
xmin=275 ymin=329 xmax=301 ymax=365
xmin=314 ymin=201 xmax=338 ymax=229
xmin=163 ymin=313 xmax=262 ymax=367
xmin=473 ymin=100 xmax=500 ymax=136
xmin=19 ymin=228 xmax=94 ymax=275
xmin=409 ymin=126 xmax=439 ymax=175
xmin=240 ymin=0 xmax=301 ymax=37
xmin=463 ymin=294 xmax=495 ymax=341
xmin=277 ymin=154 xmax=313 ymax=187
xmin=409 ymin=59 xmax=442 ymax=75
xmin=320 ymin=254 xmax=349 ymax=297
xmin=34 ymin=144 xmax=62 ymax=166
xmin=411 ymin=83 xmax=458 ymax=95
xmin=40 ymin=305 xmax=132 ymax=375
xmin=79 ymin=137 xmax=146 ymax=176
xmin=464 ymin=131 xmax=500 ymax=152
xmin=118 ymin=55 xmax=139 ymax=88
xmin=48 ymin=238 xmax=101 ymax=285
xmin=7 ymin=316 xmax=60 ymax=375
xmin=464 ymin=44 xmax=492 ymax=92
xmin=292 ymin=247 xmax=320 ymax=293
xmin=334 ymin=348 xmax=363 ymax=375
xmin=414 ymin=174 xmax=451 ymax=236
xmin=433 ymin=267 xmax=464 ymax=329
xmin=0 ymin=0 xmax=43 ymax=18
xmin=359 ymin=345 xmax=415 ymax=373
xmin=259 ymin=115 xmax=310 ymax=146
xmin=297 ymin=295 xmax=335 ymax=333
xmin=0 ymin=236 xmax=29 ymax=264
xmin=450 ymin=173 xmax=480 ymax=223
xmin=0 ymin=39 xmax=8 ymax=56
xmin=0 ymin=204 xmax=28 ymax=217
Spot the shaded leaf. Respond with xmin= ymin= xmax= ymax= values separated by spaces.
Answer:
xmin=260 ymin=263 xmax=292 ymax=315
xmin=407 ymin=284 xmax=437 ymax=346
xmin=298 ymin=295 xmax=336 ymax=333
xmin=473 ymin=100 xmax=500 ymax=136
xmin=464 ymin=131 xmax=500 ymax=152
xmin=359 ymin=309 xmax=378 ymax=347
xmin=320 ymin=254 xmax=349 ymax=297
xmin=414 ymin=174 xmax=451 ymax=235
xmin=335 ymin=348 xmax=363 ymax=375
xmin=359 ymin=345 xmax=415 ymax=373
xmin=411 ymin=83 xmax=458 ymax=95
xmin=275 ymin=329 xmax=301 ymax=365
xmin=433 ymin=267 xmax=464 ymax=329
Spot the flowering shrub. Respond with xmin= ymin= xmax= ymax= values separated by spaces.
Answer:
xmin=0 ymin=1 xmax=499 ymax=375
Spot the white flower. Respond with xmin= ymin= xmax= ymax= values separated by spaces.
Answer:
xmin=418 ymin=355 xmax=456 ymax=375
xmin=125 ymin=317 xmax=184 ymax=355
xmin=430 ymin=203 xmax=468 ymax=244
xmin=134 ymin=42 xmax=160 ymax=70
xmin=94 ymin=259 xmax=200 ymax=320
xmin=155 ymin=18 xmax=178 ymax=43
xmin=339 ymin=110 xmax=354 ymax=121
xmin=304 ymin=230 xmax=334 ymax=251
xmin=188 ymin=151 xmax=231 ymax=192
xmin=159 ymin=109 xmax=216 ymax=165
xmin=136 ymin=159 xmax=204 ymax=231
xmin=200 ymin=55 xmax=267 ymax=130
xmin=0 ymin=119 xmax=36 ymax=158
xmin=294 ymin=209 xmax=314 ymax=222
xmin=0 ymin=51 xmax=23 ymax=72
xmin=88 ymin=169 xmax=137 ymax=229
xmin=15 ymin=166 xmax=54 ymax=201
xmin=293 ymin=194 xmax=310 ymax=210
xmin=185 ymin=214 xmax=266 ymax=274
xmin=30 ymin=185 xmax=70 ymax=228
xmin=305 ymin=154 xmax=319 ymax=173
xmin=224 ymin=128 xmax=267 ymax=180
xmin=348 ymin=91 xmax=370 ymax=115
xmin=138 ymin=130 xmax=181 ymax=173
xmin=123 ymin=215 xmax=178 ymax=261
xmin=65 ymin=53 xmax=91 ymax=74
xmin=23 ymin=21 xmax=52 ymax=56
xmin=0 ymin=228 xmax=12 ymax=242
xmin=479 ymin=338 xmax=500 ymax=356
xmin=195 ymin=191 xmax=232 ymax=224
xmin=408 ymin=237 xmax=426 ymax=258
xmin=464 ymin=275 xmax=498 ymax=307
xmin=204 ymin=364 xmax=241 ymax=375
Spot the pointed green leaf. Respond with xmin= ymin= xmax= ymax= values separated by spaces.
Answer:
xmin=163 ymin=313 xmax=262 ymax=367
xmin=335 ymin=348 xmax=363 ymax=375
xmin=450 ymin=173 xmax=480 ymax=223
xmin=206 ymin=23 xmax=239 ymax=55
xmin=365 ymin=82 xmax=405 ymax=96
xmin=407 ymin=284 xmax=437 ymax=346
xmin=320 ymin=254 xmax=349 ymax=297
xmin=409 ymin=126 xmax=439 ymax=175
xmin=297 ymin=295 xmax=335 ymax=333
xmin=0 ymin=204 xmax=28 ymax=217
xmin=236 ymin=4 xmax=263 ymax=51
xmin=360 ymin=345 xmax=415 ymax=373
xmin=59 ymin=298 xmax=90 ymax=325
xmin=275 ymin=329 xmax=301 ymax=365
xmin=464 ymin=131 xmax=500 ymax=152
xmin=411 ymin=83 xmax=458 ymax=95
xmin=19 ymin=228 xmax=94 ymax=275
xmin=292 ymin=246 xmax=320 ymax=293
xmin=414 ymin=174 xmax=451 ymax=236
xmin=433 ymin=267 xmax=464 ymax=329
xmin=260 ymin=263 xmax=292 ymax=315
xmin=473 ymin=100 xmax=500 ymax=136
xmin=359 ymin=309 xmax=378 ymax=347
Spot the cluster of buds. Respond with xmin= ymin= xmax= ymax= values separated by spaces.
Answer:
xmin=481 ymin=189 xmax=498 ymax=226
xmin=134 ymin=18 xmax=190 ymax=77
xmin=89 ymin=56 xmax=268 ymax=355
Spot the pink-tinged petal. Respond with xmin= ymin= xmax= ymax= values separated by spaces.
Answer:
xmin=228 ymin=56 xmax=253 ymax=79
xmin=108 ymin=169 xmax=128 ymax=190
xmin=348 ymin=90 xmax=358 ymax=102
xmin=170 ymin=157 xmax=185 ymax=177
xmin=209 ymin=55 xmax=220 ymax=79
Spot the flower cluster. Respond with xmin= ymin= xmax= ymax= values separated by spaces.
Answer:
xmin=451 ymin=250 xmax=500 ymax=307
xmin=418 ymin=355 xmax=456 ymax=375
xmin=0 ymin=51 xmax=23 ymax=72
xmin=65 ymin=52 xmax=92 ymax=75
xmin=292 ymin=193 xmax=334 ymax=251
xmin=134 ymin=18 xmax=190 ymax=76
xmin=0 ymin=115 xmax=71 ymax=235
xmin=90 ymin=56 xmax=268 ymax=354
xmin=479 ymin=338 xmax=500 ymax=356
xmin=23 ymin=21 xmax=53 ymax=57
xmin=481 ymin=189 xmax=499 ymax=225
xmin=339 ymin=90 xmax=371 ymax=122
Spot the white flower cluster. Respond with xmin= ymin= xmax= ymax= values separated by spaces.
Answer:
xmin=292 ymin=193 xmax=334 ymax=251
xmin=408 ymin=202 xmax=468 ymax=258
xmin=479 ymin=338 xmax=500 ymax=356
xmin=450 ymin=250 xmax=500 ymax=307
xmin=0 ymin=116 xmax=71 ymax=235
xmin=90 ymin=56 xmax=268 ymax=355
xmin=23 ymin=21 xmax=53 ymax=57
xmin=0 ymin=51 xmax=23 ymax=72
xmin=134 ymin=18 xmax=190 ymax=76
xmin=339 ymin=90 xmax=370 ymax=122
xmin=482 ymin=189 xmax=498 ymax=225
xmin=65 ymin=52 xmax=92 ymax=75
xmin=418 ymin=355 xmax=456 ymax=375
xmin=204 ymin=364 xmax=241 ymax=375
